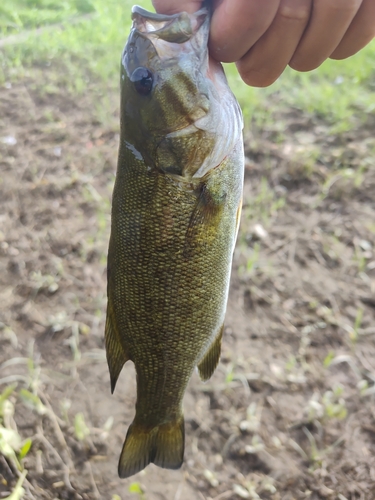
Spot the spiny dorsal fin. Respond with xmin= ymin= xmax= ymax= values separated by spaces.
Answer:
xmin=197 ymin=324 xmax=224 ymax=382
xmin=105 ymin=300 xmax=130 ymax=393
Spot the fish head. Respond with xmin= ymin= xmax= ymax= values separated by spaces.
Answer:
xmin=121 ymin=5 xmax=243 ymax=178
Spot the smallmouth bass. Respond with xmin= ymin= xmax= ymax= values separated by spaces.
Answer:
xmin=105 ymin=3 xmax=244 ymax=479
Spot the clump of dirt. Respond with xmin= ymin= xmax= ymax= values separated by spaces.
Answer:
xmin=1 ymin=69 xmax=375 ymax=500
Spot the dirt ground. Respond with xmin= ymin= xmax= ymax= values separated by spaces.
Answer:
xmin=1 ymin=69 xmax=375 ymax=500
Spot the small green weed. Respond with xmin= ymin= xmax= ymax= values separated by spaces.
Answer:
xmin=74 ymin=412 xmax=90 ymax=441
xmin=243 ymin=177 xmax=285 ymax=226
xmin=306 ymin=385 xmax=347 ymax=424
xmin=129 ymin=482 xmax=146 ymax=500
xmin=0 ymin=384 xmax=31 ymax=498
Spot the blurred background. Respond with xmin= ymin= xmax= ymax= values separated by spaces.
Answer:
xmin=0 ymin=1 xmax=375 ymax=499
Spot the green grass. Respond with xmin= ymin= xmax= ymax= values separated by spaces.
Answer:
xmin=0 ymin=0 xmax=95 ymax=35
xmin=224 ymin=43 xmax=375 ymax=132
xmin=1 ymin=0 xmax=374 ymax=131
xmin=0 ymin=0 xmax=149 ymax=87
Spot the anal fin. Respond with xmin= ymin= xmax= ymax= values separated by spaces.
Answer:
xmin=105 ymin=299 xmax=130 ymax=393
xmin=198 ymin=324 xmax=224 ymax=382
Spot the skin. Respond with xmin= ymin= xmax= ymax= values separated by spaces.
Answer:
xmin=152 ymin=0 xmax=375 ymax=87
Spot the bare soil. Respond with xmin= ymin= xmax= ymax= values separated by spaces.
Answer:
xmin=1 ymin=69 xmax=375 ymax=500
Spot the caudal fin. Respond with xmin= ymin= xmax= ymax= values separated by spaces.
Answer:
xmin=118 ymin=418 xmax=185 ymax=478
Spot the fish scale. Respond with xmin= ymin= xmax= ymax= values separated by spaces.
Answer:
xmin=105 ymin=4 xmax=244 ymax=478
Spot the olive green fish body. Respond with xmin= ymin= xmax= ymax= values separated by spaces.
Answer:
xmin=105 ymin=4 xmax=244 ymax=478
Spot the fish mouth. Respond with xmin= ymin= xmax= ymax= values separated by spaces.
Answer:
xmin=123 ymin=5 xmax=243 ymax=181
xmin=131 ymin=5 xmax=209 ymax=46
xmin=124 ymin=6 xmax=210 ymax=83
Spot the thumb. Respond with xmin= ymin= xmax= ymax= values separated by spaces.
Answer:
xmin=152 ymin=0 xmax=203 ymax=15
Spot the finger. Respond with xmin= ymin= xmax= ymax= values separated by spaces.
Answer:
xmin=330 ymin=0 xmax=375 ymax=59
xmin=152 ymin=0 xmax=202 ymax=14
xmin=236 ymin=0 xmax=312 ymax=87
xmin=209 ymin=0 xmax=281 ymax=63
xmin=290 ymin=0 xmax=363 ymax=71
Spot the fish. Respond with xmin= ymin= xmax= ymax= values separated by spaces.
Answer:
xmin=105 ymin=3 xmax=244 ymax=479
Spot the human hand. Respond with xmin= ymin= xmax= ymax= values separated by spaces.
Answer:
xmin=152 ymin=0 xmax=375 ymax=87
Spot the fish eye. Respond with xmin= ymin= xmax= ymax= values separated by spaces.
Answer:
xmin=130 ymin=67 xmax=154 ymax=96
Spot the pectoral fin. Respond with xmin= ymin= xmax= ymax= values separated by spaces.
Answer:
xmin=197 ymin=324 xmax=224 ymax=382
xmin=105 ymin=299 xmax=130 ymax=393
xmin=184 ymin=182 xmax=226 ymax=258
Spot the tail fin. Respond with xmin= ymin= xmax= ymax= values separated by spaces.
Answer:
xmin=118 ymin=418 xmax=185 ymax=478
